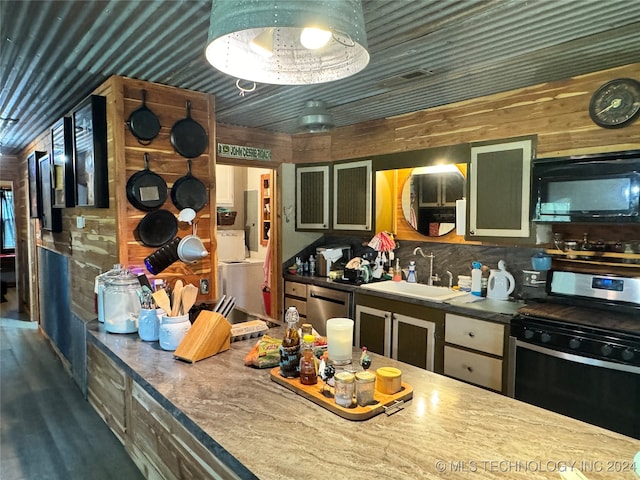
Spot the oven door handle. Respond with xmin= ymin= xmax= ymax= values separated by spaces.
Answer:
xmin=515 ymin=340 xmax=640 ymax=374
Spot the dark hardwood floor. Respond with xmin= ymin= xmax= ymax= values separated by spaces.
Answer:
xmin=0 ymin=288 xmax=144 ymax=480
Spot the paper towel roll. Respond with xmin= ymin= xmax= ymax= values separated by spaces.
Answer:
xmin=456 ymin=199 xmax=466 ymax=236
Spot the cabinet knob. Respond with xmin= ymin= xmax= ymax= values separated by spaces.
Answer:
xmin=468 ymin=331 xmax=475 ymax=338
xmin=463 ymin=364 xmax=473 ymax=373
xmin=470 ymin=230 xmax=475 ymax=235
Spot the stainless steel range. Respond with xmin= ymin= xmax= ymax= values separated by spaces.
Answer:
xmin=509 ymin=270 xmax=640 ymax=439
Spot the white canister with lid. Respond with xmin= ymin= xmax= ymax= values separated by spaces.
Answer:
xmin=159 ymin=314 xmax=191 ymax=351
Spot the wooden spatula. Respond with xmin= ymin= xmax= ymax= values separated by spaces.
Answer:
xmin=180 ymin=284 xmax=199 ymax=316
xmin=171 ymin=279 xmax=183 ymax=316
xmin=151 ymin=288 xmax=171 ymax=315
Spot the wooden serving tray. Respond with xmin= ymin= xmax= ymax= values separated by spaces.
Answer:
xmin=269 ymin=367 xmax=413 ymax=421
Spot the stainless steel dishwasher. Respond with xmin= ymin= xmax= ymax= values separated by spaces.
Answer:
xmin=306 ymin=285 xmax=352 ymax=336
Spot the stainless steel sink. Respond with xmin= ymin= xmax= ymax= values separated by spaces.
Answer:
xmin=359 ymin=280 xmax=468 ymax=302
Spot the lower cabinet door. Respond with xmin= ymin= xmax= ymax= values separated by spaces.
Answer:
xmin=444 ymin=346 xmax=503 ymax=391
xmin=392 ymin=314 xmax=436 ymax=371
xmin=355 ymin=305 xmax=391 ymax=357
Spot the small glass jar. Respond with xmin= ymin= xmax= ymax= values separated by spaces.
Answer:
xmin=334 ymin=371 xmax=355 ymax=408
xmin=355 ymin=371 xmax=376 ymax=406
xmin=103 ymin=271 xmax=142 ymax=334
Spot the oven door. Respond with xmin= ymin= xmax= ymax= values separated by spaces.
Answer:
xmin=508 ymin=338 xmax=640 ymax=439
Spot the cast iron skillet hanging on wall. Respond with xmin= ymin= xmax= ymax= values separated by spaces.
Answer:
xmin=126 ymin=90 xmax=161 ymax=145
xmin=135 ymin=209 xmax=178 ymax=247
xmin=171 ymin=159 xmax=208 ymax=212
xmin=170 ymin=100 xmax=208 ymax=158
xmin=126 ymin=153 xmax=168 ymax=211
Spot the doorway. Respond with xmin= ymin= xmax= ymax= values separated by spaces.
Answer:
xmin=1 ymin=183 xmax=22 ymax=319
xmin=215 ymin=163 xmax=279 ymax=321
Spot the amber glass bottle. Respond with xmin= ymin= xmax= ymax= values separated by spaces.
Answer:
xmin=299 ymin=334 xmax=318 ymax=385
xmin=279 ymin=307 xmax=301 ymax=378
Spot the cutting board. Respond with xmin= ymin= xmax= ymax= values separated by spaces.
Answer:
xmin=270 ymin=367 xmax=413 ymax=421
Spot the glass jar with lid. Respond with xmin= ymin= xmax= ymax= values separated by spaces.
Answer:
xmin=95 ymin=264 xmax=123 ymax=323
xmin=103 ymin=270 xmax=142 ymax=333
xmin=334 ymin=371 xmax=355 ymax=408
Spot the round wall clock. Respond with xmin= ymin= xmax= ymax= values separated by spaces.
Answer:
xmin=589 ymin=78 xmax=640 ymax=128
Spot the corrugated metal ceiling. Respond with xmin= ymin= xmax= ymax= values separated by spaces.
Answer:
xmin=1 ymin=0 xmax=639 ymax=155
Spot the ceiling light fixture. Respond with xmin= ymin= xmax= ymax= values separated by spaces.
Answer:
xmin=297 ymin=100 xmax=335 ymax=133
xmin=205 ymin=0 xmax=369 ymax=85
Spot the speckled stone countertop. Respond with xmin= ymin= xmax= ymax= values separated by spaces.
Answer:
xmin=88 ymin=322 xmax=639 ymax=480
xmin=285 ymin=273 xmax=523 ymax=323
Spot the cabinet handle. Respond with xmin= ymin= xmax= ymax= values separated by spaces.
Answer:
xmin=468 ymin=331 xmax=475 ymax=338
xmin=463 ymin=364 xmax=474 ymax=373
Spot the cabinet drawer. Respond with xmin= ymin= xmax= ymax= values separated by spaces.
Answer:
xmin=444 ymin=346 xmax=502 ymax=391
xmin=285 ymin=281 xmax=307 ymax=298
xmin=445 ymin=313 xmax=504 ymax=356
xmin=284 ymin=297 xmax=307 ymax=316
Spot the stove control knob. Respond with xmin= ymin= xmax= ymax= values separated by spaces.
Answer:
xmin=601 ymin=344 xmax=613 ymax=357
xmin=523 ymin=328 xmax=534 ymax=340
xmin=621 ymin=348 xmax=635 ymax=361
xmin=569 ymin=338 xmax=581 ymax=349
xmin=540 ymin=332 xmax=551 ymax=343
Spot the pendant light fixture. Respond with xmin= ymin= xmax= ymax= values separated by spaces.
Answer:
xmin=297 ymin=100 xmax=335 ymax=133
xmin=205 ymin=0 xmax=369 ymax=85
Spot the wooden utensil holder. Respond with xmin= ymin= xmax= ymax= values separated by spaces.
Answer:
xmin=174 ymin=310 xmax=231 ymax=363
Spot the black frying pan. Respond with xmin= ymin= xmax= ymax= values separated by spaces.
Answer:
xmin=170 ymin=100 xmax=208 ymax=158
xmin=126 ymin=153 xmax=168 ymax=211
xmin=171 ymin=160 xmax=208 ymax=212
xmin=135 ymin=209 xmax=178 ymax=247
xmin=127 ymin=90 xmax=161 ymax=145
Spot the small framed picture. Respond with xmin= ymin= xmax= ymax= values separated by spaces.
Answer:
xmin=27 ymin=150 xmax=46 ymax=218
xmin=73 ymin=95 xmax=108 ymax=208
xmin=51 ymin=117 xmax=75 ymax=208
xmin=38 ymin=153 xmax=62 ymax=232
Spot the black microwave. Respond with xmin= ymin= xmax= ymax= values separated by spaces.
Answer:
xmin=532 ymin=150 xmax=640 ymax=223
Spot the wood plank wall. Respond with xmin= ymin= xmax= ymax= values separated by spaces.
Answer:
xmin=12 ymin=63 xmax=640 ymax=325
xmin=117 ymin=77 xmax=216 ymax=303
xmin=291 ymin=63 xmax=640 ymax=162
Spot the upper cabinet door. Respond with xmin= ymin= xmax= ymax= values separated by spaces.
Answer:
xmin=333 ymin=159 xmax=372 ymax=232
xmin=296 ymin=165 xmax=330 ymax=230
xmin=468 ymin=136 xmax=536 ymax=240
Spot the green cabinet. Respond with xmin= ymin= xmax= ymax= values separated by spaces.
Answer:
xmin=296 ymin=159 xmax=372 ymax=232
xmin=296 ymin=164 xmax=330 ymax=230
xmin=355 ymin=293 xmax=445 ymax=372
xmin=468 ymin=136 xmax=536 ymax=241
xmin=333 ymin=159 xmax=372 ymax=231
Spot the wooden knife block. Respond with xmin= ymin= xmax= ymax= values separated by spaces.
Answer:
xmin=174 ymin=310 xmax=231 ymax=363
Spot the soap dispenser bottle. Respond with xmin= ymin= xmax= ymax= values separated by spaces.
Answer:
xmin=393 ymin=258 xmax=402 ymax=281
xmin=406 ymin=261 xmax=417 ymax=283
xmin=471 ymin=261 xmax=482 ymax=296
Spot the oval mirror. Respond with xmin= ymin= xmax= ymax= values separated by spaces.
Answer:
xmin=401 ymin=164 xmax=465 ymax=237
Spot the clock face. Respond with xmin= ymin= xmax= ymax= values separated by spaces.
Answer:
xmin=589 ymin=78 xmax=640 ymax=128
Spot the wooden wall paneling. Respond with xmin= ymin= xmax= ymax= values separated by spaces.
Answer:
xmin=119 ymin=77 xmax=215 ymax=304
xmin=292 ymin=63 xmax=640 ymax=163
xmin=216 ymin=123 xmax=292 ymax=165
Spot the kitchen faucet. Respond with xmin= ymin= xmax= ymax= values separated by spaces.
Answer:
xmin=413 ymin=247 xmax=437 ymax=285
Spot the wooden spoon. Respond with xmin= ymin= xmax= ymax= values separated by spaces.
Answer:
xmin=180 ymin=284 xmax=199 ymax=316
xmin=151 ymin=289 xmax=171 ymax=315
xmin=171 ymin=279 xmax=183 ymax=316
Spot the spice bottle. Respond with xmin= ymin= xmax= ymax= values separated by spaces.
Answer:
xmin=279 ymin=306 xmax=301 ymax=378
xmin=334 ymin=371 xmax=355 ymax=408
xmin=299 ymin=334 xmax=318 ymax=385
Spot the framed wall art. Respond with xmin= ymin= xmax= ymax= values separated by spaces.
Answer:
xmin=27 ymin=150 xmax=46 ymax=218
xmin=51 ymin=116 xmax=75 ymax=208
xmin=38 ymin=153 xmax=62 ymax=232
xmin=73 ymin=95 xmax=108 ymax=208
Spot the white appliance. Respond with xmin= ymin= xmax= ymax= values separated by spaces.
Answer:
xmin=216 ymin=230 xmax=265 ymax=315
